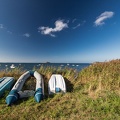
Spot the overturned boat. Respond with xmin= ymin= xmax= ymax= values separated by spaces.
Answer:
xmin=0 ymin=77 xmax=14 ymax=97
xmin=48 ymin=74 xmax=66 ymax=95
xmin=6 ymin=70 xmax=44 ymax=105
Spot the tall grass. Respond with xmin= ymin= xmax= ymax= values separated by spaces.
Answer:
xmin=0 ymin=59 xmax=120 ymax=120
xmin=76 ymin=59 xmax=120 ymax=98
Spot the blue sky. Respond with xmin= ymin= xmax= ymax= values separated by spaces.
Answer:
xmin=0 ymin=0 xmax=120 ymax=63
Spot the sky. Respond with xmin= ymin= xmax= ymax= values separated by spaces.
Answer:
xmin=0 ymin=0 xmax=120 ymax=63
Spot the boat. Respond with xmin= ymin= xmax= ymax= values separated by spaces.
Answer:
xmin=6 ymin=70 xmax=44 ymax=105
xmin=10 ymin=64 xmax=15 ymax=69
xmin=48 ymin=74 xmax=66 ymax=95
xmin=0 ymin=77 xmax=15 ymax=97
xmin=60 ymin=64 xmax=64 ymax=66
xmin=18 ymin=90 xmax=35 ymax=98
xmin=5 ymin=65 xmax=8 ymax=67
xmin=37 ymin=64 xmax=41 ymax=66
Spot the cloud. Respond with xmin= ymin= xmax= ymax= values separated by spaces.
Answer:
xmin=0 ymin=24 xmax=12 ymax=34
xmin=23 ymin=33 xmax=30 ymax=37
xmin=72 ymin=19 xmax=77 ymax=23
xmin=7 ymin=31 xmax=12 ymax=34
xmin=73 ymin=23 xmax=81 ymax=29
xmin=0 ymin=24 xmax=4 ymax=29
xmin=72 ymin=19 xmax=86 ymax=29
xmin=94 ymin=11 xmax=114 ymax=26
xmin=38 ymin=20 xmax=68 ymax=37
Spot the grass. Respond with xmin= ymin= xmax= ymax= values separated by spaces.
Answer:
xmin=0 ymin=59 xmax=120 ymax=120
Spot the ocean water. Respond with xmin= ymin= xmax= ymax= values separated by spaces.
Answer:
xmin=0 ymin=63 xmax=91 ymax=71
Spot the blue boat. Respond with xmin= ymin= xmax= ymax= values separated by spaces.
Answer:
xmin=6 ymin=70 xmax=44 ymax=105
xmin=0 ymin=77 xmax=14 ymax=97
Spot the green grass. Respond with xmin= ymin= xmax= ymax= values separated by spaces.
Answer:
xmin=0 ymin=59 xmax=120 ymax=120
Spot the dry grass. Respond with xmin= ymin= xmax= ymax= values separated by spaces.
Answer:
xmin=76 ymin=59 xmax=120 ymax=98
xmin=0 ymin=59 xmax=120 ymax=120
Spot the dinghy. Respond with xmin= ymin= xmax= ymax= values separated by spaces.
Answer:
xmin=0 ymin=77 xmax=14 ymax=97
xmin=18 ymin=90 xmax=35 ymax=98
xmin=6 ymin=70 xmax=44 ymax=105
xmin=48 ymin=74 xmax=66 ymax=95
xmin=10 ymin=64 xmax=15 ymax=69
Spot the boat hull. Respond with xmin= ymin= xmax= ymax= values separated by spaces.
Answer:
xmin=0 ymin=77 xmax=14 ymax=97
xmin=48 ymin=74 xmax=66 ymax=94
xmin=6 ymin=71 xmax=44 ymax=105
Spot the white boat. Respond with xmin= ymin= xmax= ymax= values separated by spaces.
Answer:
xmin=48 ymin=74 xmax=66 ymax=95
xmin=37 ymin=64 xmax=41 ymax=66
xmin=10 ymin=64 xmax=15 ymax=69
xmin=60 ymin=64 xmax=64 ymax=66
xmin=18 ymin=90 xmax=35 ymax=98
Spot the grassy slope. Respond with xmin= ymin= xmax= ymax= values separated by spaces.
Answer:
xmin=0 ymin=59 xmax=120 ymax=120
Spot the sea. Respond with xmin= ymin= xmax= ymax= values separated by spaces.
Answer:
xmin=0 ymin=63 xmax=91 ymax=71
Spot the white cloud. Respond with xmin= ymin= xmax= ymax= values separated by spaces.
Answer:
xmin=0 ymin=24 xmax=12 ymax=34
xmin=94 ymin=11 xmax=114 ymax=26
xmin=72 ymin=19 xmax=86 ymax=29
xmin=73 ymin=23 xmax=81 ymax=29
xmin=72 ymin=19 xmax=77 ymax=23
xmin=7 ymin=31 xmax=12 ymax=34
xmin=23 ymin=33 xmax=30 ymax=37
xmin=0 ymin=24 xmax=4 ymax=29
xmin=38 ymin=20 xmax=68 ymax=37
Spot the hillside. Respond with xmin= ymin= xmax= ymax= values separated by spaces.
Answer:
xmin=0 ymin=59 xmax=120 ymax=120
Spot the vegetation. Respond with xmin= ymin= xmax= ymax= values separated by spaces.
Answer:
xmin=0 ymin=59 xmax=120 ymax=120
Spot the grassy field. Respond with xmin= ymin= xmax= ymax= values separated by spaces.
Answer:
xmin=0 ymin=59 xmax=120 ymax=120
